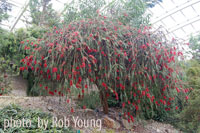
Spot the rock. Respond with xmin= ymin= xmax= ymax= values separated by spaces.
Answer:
xmin=165 ymin=129 xmax=169 ymax=133
xmin=47 ymin=106 xmax=53 ymax=112
xmin=85 ymin=109 xmax=96 ymax=116
xmin=156 ymin=129 xmax=161 ymax=133
xmin=122 ymin=119 xmax=134 ymax=130
xmin=103 ymin=116 xmax=120 ymax=129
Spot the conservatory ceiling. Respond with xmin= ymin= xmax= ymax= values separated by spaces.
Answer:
xmin=1 ymin=0 xmax=200 ymax=42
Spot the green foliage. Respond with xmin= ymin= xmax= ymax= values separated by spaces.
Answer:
xmin=63 ymin=0 xmax=106 ymax=24
xmin=0 ymin=26 xmax=45 ymax=72
xmin=77 ymin=91 xmax=101 ymax=110
xmin=0 ymin=104 xmax=74 ymax=132
xmin=0 ymin=0 xmax=11 ymax=22
xmin=29 ymin=0 xmax=60 ymax=27
xmin=0 ymin=74 xmax=11 ymax=95
xmin=185 ymin=60 xmax=200 ymax=90
xmin=0 ymin=26 xmax=46 ymax=96
xmin=62 ymin=0 xmax=150 ymax=27
xmin=107 ymin=95 xmax=120 ymax=107
xmin=189 ymin=35 xmax=200 ymax=61
xmin=173 ymin=89 xmax=200 ymax=133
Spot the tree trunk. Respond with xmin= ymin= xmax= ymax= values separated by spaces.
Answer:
xmin=100 ymin=90 xmax=109 ymax=114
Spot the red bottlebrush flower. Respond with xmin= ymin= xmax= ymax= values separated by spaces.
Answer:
xmin=88 ymin=69 xmax=92 ymax=73
xmin=135 ymin=105 xmax=139 ymax=111
xmin=133 ymin=93 xmax=136 ymax=97
xmin=81 ymin=62 xmax=86 ymax=68
xmin=124 ymin=112 xmax=126 ymax=117
xmin=146 ymin=93 xmax=150 ymax=98
xmin=84 ymin=84 xmax=88 ymax=89
xmin=71 ymin=108 xmax=74 ymax=113
xmin=124 ymin=52 xmax=127 ymax=56
xmin=76 ymin=66 xmax=79 ymax=70
xmin=137 ymin=99 xmax=140 ymax=104
xmin=49 ymin=91 xmax=54 ymax=96
xmin=124 ymin=13 xmax=128 ymax=17
xmin=52 ymin=67 xmax=58 ymax=73
xmin=78 ymin=77 xmax=82 ymax=83
xmin=76 ymin=83 xmax=81 ymax=88
xmin=44 ymin=63 xmax=47 ymax=68
xmin=155 ymin=101 xmax=159 ymax=105
xmin=39 ymin=84 xmax=43 ymax=87
xmin=185 ymin=96 xmax=189 ymax=100
xmin=130 ymin=115 xmax=134 ymax=122
xmin=142 ymin=91 xmax=145 ymax=96
xmin=96 ymin=9 xmax=99 ymax=14
xmin=122 ymin=102 xmax=125 ymax=108
xmin=78 ymin=94 xmax=81 ymax=99
xmin=115 ymin=92 xmax=119 ymax=100
xmin=128 ymin=58 xmax=131 ymax=62
xmin=57 ymin=74 xmax=60 ymax=80
xmin=176 ymin=87 xmax=180 ymax=93
xmin=47 ymin=69 xmax=50 ymax=74
xmin=83 ymin=105 xmax=86 ymax=109
xmin=71 ymin=39 xmax=77 ymax=43
xmin=89 ymin=34 xmax=93 ymax=37
xmin=20 ymin=67 xmax=24 ymax=71
xmin=66 ymin=99 xmax=70 ymax=103
xmin=70 ymin=80 xmax=73 ymax=86
xmin=102 ymin=82 xmax=107 ymax=87
xmin=82 ymin=89 xmax=84 ymax=94
xmin=106 ymin=93 xmax=109 ymax=97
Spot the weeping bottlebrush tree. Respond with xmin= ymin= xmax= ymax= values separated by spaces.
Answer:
xmin=19 ymin=13 xmax=190 ymax=122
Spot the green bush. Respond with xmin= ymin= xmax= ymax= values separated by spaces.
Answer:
xmin=77 ymin=91 xmax=101 ymax=110
xmin=0 ymin=104 xmax=74 ymax=132
xmin=0 ymin=73 xmax=11 ymax=95
xmin=186 ymin=60 xmax=200 ymax=89
xmin=173 ymin=89 xmax=200 ymax=133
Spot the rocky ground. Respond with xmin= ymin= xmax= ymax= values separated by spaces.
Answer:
xmin=0 ymin=75 xmax=181 ymax=133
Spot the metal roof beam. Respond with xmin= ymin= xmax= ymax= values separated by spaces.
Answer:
xmin=152 ymin=0 xmax=200 ymax=24
xmin=168 ymin=15 xmax=200 ymax=33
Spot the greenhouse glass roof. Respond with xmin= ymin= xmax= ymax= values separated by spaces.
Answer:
xmin=1 ymin=0 xmax=200 ymax=42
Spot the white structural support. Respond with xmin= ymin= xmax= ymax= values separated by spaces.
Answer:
xmin=149 ymin=0 xmax=200 ymax=41
xmin=10 ymin=0 xmax=30 ymax=32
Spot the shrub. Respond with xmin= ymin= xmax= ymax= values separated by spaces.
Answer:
xmin=0 ymin=104 xmax=74 ymax=132
xmin=20 ymin=13 xmax=188 ymax=122
xmin=173 ymin=89 xmax=200 ymax=132
xmin=0 ymin=72 xmax=11 ymax=96
xmin=77 ymin=91 xmax=101 ymax=110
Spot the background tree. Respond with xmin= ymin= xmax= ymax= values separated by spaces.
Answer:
xmin=29 ymin=0 xmax=60 ymax=27
xmin=62 ymin=0 xmax=163 ymax=27
xmin=189 ymin=35 xmax=200 ymax=61
xmin=0 ymin=0 xmax=11 ymax=23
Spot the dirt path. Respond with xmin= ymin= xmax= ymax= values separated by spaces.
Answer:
xmin=10 ymin=75 xmax=27 ymax=96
